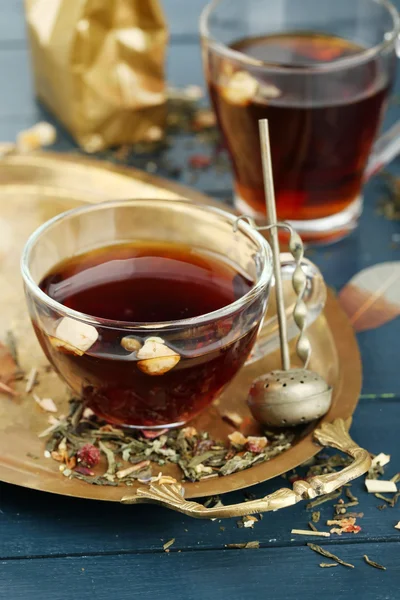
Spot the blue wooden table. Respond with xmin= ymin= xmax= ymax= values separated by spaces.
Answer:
xmin=1 ymin=1 xmax=399 ymax=598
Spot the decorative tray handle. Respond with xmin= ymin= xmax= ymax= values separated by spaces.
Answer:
xmin=121 ymin=419 xmax=371 ymax=519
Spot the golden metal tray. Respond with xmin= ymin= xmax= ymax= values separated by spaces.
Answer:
xmin=0 ymin=150 xmax=369 ymax=517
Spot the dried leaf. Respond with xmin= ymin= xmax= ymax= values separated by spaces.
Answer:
xmin=307 ymin=543 xmax=354 ymax=568
xmin=338 ymin=263 xmax=400 ymax=331
xmin=364 ymin=555 xmax=386 ymax=571
xmin=226 ymin=541 xmax=260 ymax=549
xmin=306 ymin=489 xmax=342 ymax=509
xmin=319 ymin=563 xmax=338 ymax=568
xmin=25 ymin=367 xmax=38 ymax=393
xmin=163 ymin=538 xmax=175 ymax=551
xmin=312 ymin=511 xmax=321 ymax=523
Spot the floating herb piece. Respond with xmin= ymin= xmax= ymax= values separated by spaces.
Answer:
xmin=307 ymin=544 xmax=354 ymax=568
xmin=364 ymin=555 xmax=386 ymax=571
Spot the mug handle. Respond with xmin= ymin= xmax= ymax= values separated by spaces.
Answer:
xmin=121 ymin=418 xmax=371 ymax=519
xmin=246 ymin=252 xmax=327 ymax=365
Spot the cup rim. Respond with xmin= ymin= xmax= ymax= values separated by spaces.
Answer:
xmin=21 ymin=199 xmax=273 ymax=330
xmin=200 ymin=0 xmax=400 ymax=74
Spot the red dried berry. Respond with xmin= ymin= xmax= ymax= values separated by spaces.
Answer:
xmin=76 ymin=443 xmax=100 ymax=468
xmin=188 ymin=154 xmax=211 ymax=169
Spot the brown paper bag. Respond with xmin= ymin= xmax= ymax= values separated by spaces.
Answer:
xmin=25 ymin=0 xmax=168 ymax=152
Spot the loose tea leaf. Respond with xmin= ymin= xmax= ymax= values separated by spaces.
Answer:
xmin=226 ymin=541 xmax=260 ymax=549
xmin=307 ymin=489 xmax=342 ymax=509
xmin=308 ymin=522 xmax=318 ymax=532
xmin=307 ymin=543 xmax=355 ymax=568
xmin=163 ymin=538 xmax=175 ymax=551
xmin=345 ymin=488 xmax=358 ymax=502
xmin=43 ymin=399 xmax=295 ymax=486
xmin=312 ymin=511 xmax=321 ymax=523
xmin=319 ymin=563 xmax=338 ymax=568
xmin=364 ymin=555 xmax=386 ymax=571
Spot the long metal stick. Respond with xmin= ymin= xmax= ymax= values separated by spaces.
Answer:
xmin=259 ymin=119 xmax=290 ymax=371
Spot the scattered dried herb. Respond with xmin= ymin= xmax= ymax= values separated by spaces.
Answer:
xmin=226 ymin=541 xmax=260 ymax=549
xmin=25 ymin=367 xmax=38 ymax=393
xmin=43 ymin=399 xmax=294 ymax=486
xmin=307 ymin=543 xmax=354 ymax=568
xmin=5 ymin=330 xmax=20 ymax=368
xmin=378 ymin=173 xmax=400 ymax=221
xmin=307 ymin=489 xmax=342 ymax=509
xmin=163 ymin=538 xmax=175 ymax=551
xmin=292 ymin=529 xmax=330 ymax=538
xmin=345 ymin=488 xmax=358 ymax=502
xmin=363 ymin=555 xmax=386 ymax=571
xmin=312 ymin=511 xmax=321 ymax=523
xmin=308 ymin=522 xmax=318 ymax=532
xmin=319 ymin=563 xmax=338 ymax=568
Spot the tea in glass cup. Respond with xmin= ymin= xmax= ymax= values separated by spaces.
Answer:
xmin=21 ymin=200 xmax=272 ymax=429
xmin=201 ymin=0 xmax=399 ymax=242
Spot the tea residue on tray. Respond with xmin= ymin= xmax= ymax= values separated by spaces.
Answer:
xmin=42 ymin=399 xmax=295 ymax=486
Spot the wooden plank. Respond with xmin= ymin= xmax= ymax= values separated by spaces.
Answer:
xmin=1 ymin=542 xmax=400 ymax=600
xmin=0 ymin=398 xmax=399 ymax=559
xmin=0 ymin=0 xmax=208 ymax=43
xmin=0 ymin=0 xmax=25 ymax=45
xmin=163 ymin=0 xmax=209 ymax=37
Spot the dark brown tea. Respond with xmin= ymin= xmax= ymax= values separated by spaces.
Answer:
xmin=208 ymin=32 xmax=393 ymax=224
xmin=37 ymin=242 xmax=257 ymax=428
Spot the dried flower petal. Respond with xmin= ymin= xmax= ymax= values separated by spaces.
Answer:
xmin=33 ymin=394 xmax=57 ymax=413
xmin=247 ymin=436 xmax=268 ymax=453
xmin=228 ymin=431 xmax=248 ymax=448
xmin=77 ymin=443 xmax=101 ymax=468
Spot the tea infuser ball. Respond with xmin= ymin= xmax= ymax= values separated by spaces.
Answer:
xmin=246 ymin=120 xmax=332 ymax=427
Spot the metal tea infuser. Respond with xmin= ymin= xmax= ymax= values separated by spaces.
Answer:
xmin=243 ymin=119 xmax=332 ymax=427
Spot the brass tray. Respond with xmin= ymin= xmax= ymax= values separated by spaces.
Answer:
xmin=0 ymin=151 xmax=368 ymax=514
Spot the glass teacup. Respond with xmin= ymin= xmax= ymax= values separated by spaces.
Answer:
xmin=21 ymin=200 xmax=274 ymax=429
xmin=21 ymin=199 xmax=324 ymax=429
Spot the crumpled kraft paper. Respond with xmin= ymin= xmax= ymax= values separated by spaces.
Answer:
xmin=25 ymin=0 xmax=168 ymax=152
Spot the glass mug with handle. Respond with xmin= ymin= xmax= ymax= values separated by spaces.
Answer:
xmin=21 ymin=200 xmax=325 ymax=429
xmin=201 ymin=0 xmax=400 ymax=243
